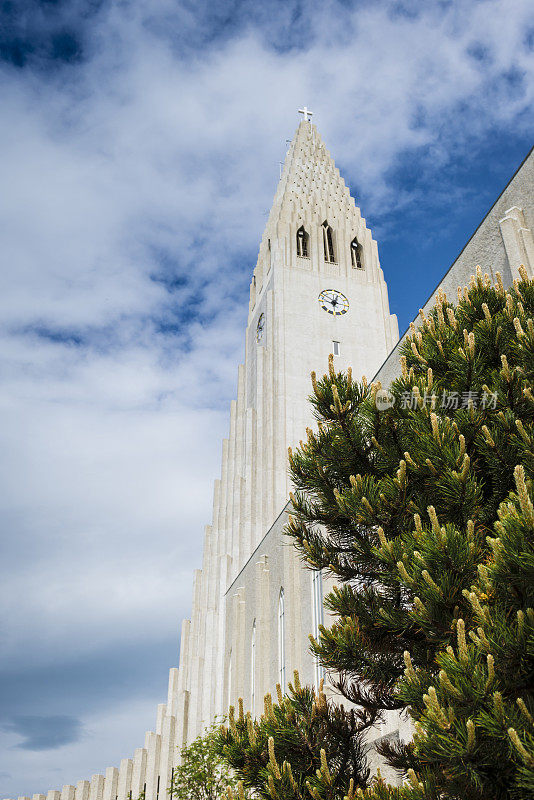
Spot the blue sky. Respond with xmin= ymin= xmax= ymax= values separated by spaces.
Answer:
xmin=0 ymin=0 xmax=532 ymax=795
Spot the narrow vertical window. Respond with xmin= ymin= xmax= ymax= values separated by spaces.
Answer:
xmin=296 ymin=226 xmax=309 ymax=257
xmin=332 ymin=341 xmax=340 ymax=356
xmin=251 ymin=621 xmax=256 ymax=715
xmin=278 ymin=588 xmax=286 ymax=692
xmin=322 ymin=221 xmax=335 ymax=263
xmin=350 ymin=237 xmax=363 ymax=269
xmin=227 ymin=649 xmax=232 ymax=711
xmin=311 ymin=570 xmax=325 ymax=690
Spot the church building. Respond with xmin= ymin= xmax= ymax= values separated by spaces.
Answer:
xmin=12 ymin=118 xmax=534 ymax=800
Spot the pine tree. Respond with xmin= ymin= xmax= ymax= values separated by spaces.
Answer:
xmin=282 ymin=267 xmax=534 ymax=799
xmin=386 ymin=465 xmax=534 ymax=800
xmin=217 ymin=670 xmax=372 ymax=799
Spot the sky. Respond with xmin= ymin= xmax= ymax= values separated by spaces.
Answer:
xmin=0 ymin=0 xmax=532 ymax=795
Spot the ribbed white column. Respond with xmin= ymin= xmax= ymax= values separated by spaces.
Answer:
xmin=239 ymin=590 xmax=247 ymax=702
xmin=200 ymin=606 xmax=215 ymax=725
xmin=154 ymin=704 xmax=165 ymax=735
xmin=254 ymin=331 xmax=265 ymax=550
xmin=75 ymin=781 xmax=90 ymax=800
xmin=226 ymin=402 xmax=237 ymax=560
xmin=166 ymin=668 xmax=179 ymax=717
xmin=117 ymin=759 xmax=133 ymax=800
xmin=231 ymin=366 xmax=246 ymax=567
xmin=177 ymin=622 xmax=190 ymax=692
xmin=289 ymin=548 xmax=304 ymax=676
xmin=202 ymin=524 xmax=219 ymax=724
xmin=263 ymin=291 xmax=275 ymax=528
xmin=244 ymin=407 xmax=257 ymax=554
xmin=144 ymin=731 xmax=161 ymax=800
xmin=218 ymin=438 xmax=230 ymax=555
xmin=158 ymin=713 xmax=176 ymax=792
xmin=237 ymin=476 xmax=246 ymax=573
xmin=211 ymin=479 xmax=221 ymax=556
xmin=131 ymin=748 xmax=147 ymax=798
xmin=214 ymin=552 xmax=232 ymax=716
xmin=273 ymin=274 xmax=288 ymax=505
xmin=88 ymin=776 xmax=104 ymax=800
xmin=102 ymin=768 xmax=118 ymax=800
xmin=174 ymin=687 xmax=190 ymax=757
xmin=188 ymin=569 xmax=204 ymax=737
xmin=256 ymin=556 xmax=270 ymax=706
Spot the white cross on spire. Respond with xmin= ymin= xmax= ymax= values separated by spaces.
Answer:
xmin=298 ymin=106 xmax=313 ymax=122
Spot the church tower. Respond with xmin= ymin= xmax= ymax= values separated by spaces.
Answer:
xmin=173 ymin=115 xmax=400 ymax=756
xmin=246 ymin=116 xmax=399 ymax=525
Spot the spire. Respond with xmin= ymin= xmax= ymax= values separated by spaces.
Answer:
xmin=267 ymin=119 xmax=354 ymax=233
xmin=247 ymin=114 xmax=394 ymax=323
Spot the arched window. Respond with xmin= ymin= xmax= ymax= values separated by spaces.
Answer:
xmin=296 ymin=226 xmax=309 ymax=258
xmin=311 ymin=570 xmax=325 ymax=690
xmin=322 ymin=221 xmax=335 ymax=263
xmin=251 ymin=621 xmax=256 ymax=715
xmin=278 ymin=589 xmax=286 ymax=692
xmin=350 ymin=237 xmax=363 ymax=269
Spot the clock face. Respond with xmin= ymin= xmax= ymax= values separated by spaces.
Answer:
xmin=318 ymin=289 xmax=349 ymax=315
xmin=256 ymin=313 xmax=265 ymax=342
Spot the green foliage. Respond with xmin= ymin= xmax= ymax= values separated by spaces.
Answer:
xmin=284 ymin=267 xmax=534 ymax=799
xmin=171 ymin=720 xmax=243 ymax=800
xmin=395 ymin=469 xmax=534 ymax=799
xmin=217 ymin=670 xmax=372 ymax=799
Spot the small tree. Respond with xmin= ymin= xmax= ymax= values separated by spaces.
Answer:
xmin=217 ymin=670 xmax=372 ymax=799
xmin=171 ymin=721 xmax=243 ymax=800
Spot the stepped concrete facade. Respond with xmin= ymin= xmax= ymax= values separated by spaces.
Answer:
xmin=9 ymin=128 xmax=533 ymax=800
